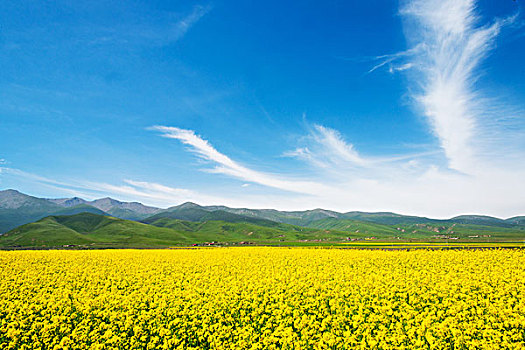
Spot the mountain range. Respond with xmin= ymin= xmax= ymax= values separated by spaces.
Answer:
xmin=0 ymin=189 xmax=524 ymax=248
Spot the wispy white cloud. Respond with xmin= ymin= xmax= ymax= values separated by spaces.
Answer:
xmin=83 ymin=180 xmax=196 ymax=204
xmin=284 ymin=124 xmax=440 ymax=178
xmin=5 ymin=3 xmax=212 ymax=54
xmin=388 ymin=62 xmax=413 ymax=73
xmin=170 ymin=5 xmax=211 ymax=42
xmin=367 ymin=45 xmax=423 ymax=74
xmin=283 ymin=124 xmax=368 ymax=172
xmin=0 ymin=167 xmax=100 ymax=200
xmin=150 ymin=126 xmax=329 ymax=195
xmin=98 ymin=4 xmax=212 ymax=47
xmin=311 ymin=125 xmax=368 ymax=166
xmin=369 ymin=0 xmax=522 ymax=174
xmin=404 ymin=0 xmax=505 ymax=172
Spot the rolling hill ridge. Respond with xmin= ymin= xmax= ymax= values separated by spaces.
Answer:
xmin=1 ymin=189 xmax=524 ymax=248
xmin=0 ymin=212 xmax=355 ymax=248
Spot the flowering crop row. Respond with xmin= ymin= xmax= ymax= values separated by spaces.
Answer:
xmin=1 ymin=248 xmax=524 ymax=349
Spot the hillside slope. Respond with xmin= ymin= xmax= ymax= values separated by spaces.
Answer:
xmin=308 ymin=218 xmax=400 ymax=237
xmin=0 ymin=213 xmax=357 ymax=248
xmin=2 ymin=211 xmax=525 ymax=249
xmin=0 ymin=213 xmax=192 ymax=248
xmin=144 ymin=217 xmax=353 ymax=243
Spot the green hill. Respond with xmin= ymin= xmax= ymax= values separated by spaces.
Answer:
xmin=339 ymin=212 xmax=446 ymax=225
xmin=450 ymin=215 xmax=513 ymax=228
xmin=308 ymin=218 xmax=525 ymax=241
xmin=202 ymin=206 xmax=342 ymax=226
xmin=308 ymin=218 xmax=401 ymax=237
xmin=0 ymin=213 xmax=192 ymax=248
xmin=165 ymin=220 xmax=289 ymax=242
xmin=199 ymin=210 xmax=282 ymax=227
xmin=412 ymin=223 xmax=525 ymax=241
xmin=507 ymin=216 xmax=525 ymax=226
xmin=2 ymin=211 xmax=525 ymax=249
xmin=0 ymin=213 xmax=355 ymax=248
xmin=142 ymin=205 xmax=210 ymax=223
xmin=143 ymin=205 xmax=284 ymax=228
xmin=145 ymin=216 xmax=353 ymax=243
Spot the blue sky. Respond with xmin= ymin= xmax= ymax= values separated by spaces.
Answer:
xmin=1 ymin=0 xmax=524 ymax=218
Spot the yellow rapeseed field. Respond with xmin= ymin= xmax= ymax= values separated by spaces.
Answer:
xmin=1 ymin=248 xmax=524 ymax=349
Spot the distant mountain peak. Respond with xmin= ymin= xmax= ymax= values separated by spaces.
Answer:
xmin=0 ymin=188 xmax=56 ymax=210
xmin=88 ymin=197 xmax=160 ymax=216
xmin=1 ymin=189 xmax=22 ymax=194
xmin=175 ymin=202 xmax=203 ymax=209
xmin=309 ymin=208 xmax=339 ymax=216
xmin=47 ymin=197 xmax=87 ymax=207
xmin=44 ymin=194 xmax=160 ymax=218
xmin=0 ymin=189 xmax=27 ymax=199
xmin=96 ymin=197 xmax=121 ymax=203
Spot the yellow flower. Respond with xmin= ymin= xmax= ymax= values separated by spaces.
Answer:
xmin=0 ymin=248 xmax=524 ymax=349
